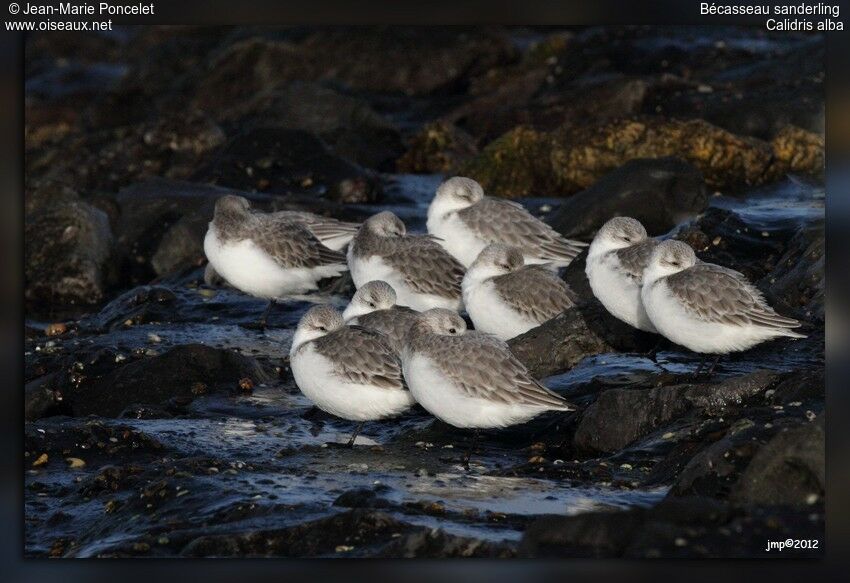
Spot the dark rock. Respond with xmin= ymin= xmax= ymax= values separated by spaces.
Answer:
xmin=180 ymin=510 xmax=411 ymax=557
xmin=376 ymin=528 xmax=515 ymax=558
xmin=762 ymin=219 xmax=824 ymax=321
xmin=25 ymin=373 xmax=68 ymax=421
xmin=333 ymin=488 xmax=390 ymax=509
xmin=25 ymin=197 xmax=113 ymax=306
xmin=767 ymin=367 xmax=824 ymax=405
xmin=521 ymin=493 xmax=823 ymax=558
xmin=519 ymin=507 xmax=647 ymax=558
xmin=730 ymin=416 xmax=824 ymax=507
xmin=194 ymin=29 xmax=516 ymax=102
xmin=550 ymin=157 xmax=708 ymax=240
xmin=68 ymin=344 xmax=271 ymax=417
xmin=193 ymin=128 xmax=381 ymax=203
xmin=508 ymin=300 xmax=655 ymax=378
xmin=80 ymin=285 xmax=179 ymax=331
xmin=574 ymin=371 xmax=780 ymax=454
xmin=208 ymin=81 xmax=404 ymax=171
xmin=573 ymin=385 xmax=690 ymax=454
xmin=676 ymin=207 xmax=787 ymax=282
xmin=683 ymin=370 xmax=781 ymax=416
xmin=26 ymin=420 xmax=165 ymax=464
xmin=396 ymin=121 xmax=479 ymax=173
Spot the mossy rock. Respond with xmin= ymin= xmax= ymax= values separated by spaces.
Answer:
xmin=397 ymin=121 xmax=478 ymax=173
xmin=551 ymin=117 xmax=778 ymax=192
xmin=455 ymin=126 xmax=560 ymax=198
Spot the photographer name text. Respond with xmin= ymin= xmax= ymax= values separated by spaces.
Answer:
xmin=18 ymin=2 xmax=154 ymax=15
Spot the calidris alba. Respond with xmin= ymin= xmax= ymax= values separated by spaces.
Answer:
xmin=204 ymin=195 xmax=347 ymax=325
xmin=402 ymin=309 xmax=575 ymax=468
xmin=342 ymin=280 xmax=419 ymax=353
xmin=641 ymin=240 xmax=806 ymax=373
xmin=426 ymin=176 xmax=586 ymax=268
xmin=347 ymin=211 xmax=465 ymax=312
xmin=462 ymin=244 xmax=577 ymax=341
xmin=586 ymin=217 xmax=659 ymax=333
xmin=290 ymin=304 xmax=415 ymax=445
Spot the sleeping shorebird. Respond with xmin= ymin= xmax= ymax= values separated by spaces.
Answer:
xmin=586 ymin=217 xmax=659 ymax=333
xmin=401 ymin=309 xmax=576 ymax=469
xmin=462 ymin=244 xmax=577 ymax=341
xmin=426 ymin=176 xmax=586 ymax=268
xmin=290 ymin=304 xmax=415 ymax=446
xmin=641 ymin=240 xmax=806 ymax=374
xmin=342 ymin=280 xmax=419 ymax=353
xmin=203 ymin=195 xmax=347 ymax=326
xmin=347 ymin=211 xmax=465 ymax=312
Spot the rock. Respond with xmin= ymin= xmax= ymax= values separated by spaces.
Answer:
xmin=549 ymin=157 xmax=708 ymax=239
xmin=80 ymin=285 xmax=179 ymax=331
xmin=179 ymin=510 xmax=409 ymax=557
xmin=194 ymin=28 xmax=516 ymax=101
xmin=203 ymin=81 xmax=403 ymax=171
xmin=519 ymin=506 xmax=647 ymax=558
xmin=376 ymin=528 xmax=515 ymax=558
xmin=396 ymin=121 xmax=478 ymax=173
xmin=550 ymin=117 xmax=779 ymax=193
xmin=507 ymin=300 xmax=654 ymax=378
xmin=770 ymin=126 xmax=824 ymax=177
xmin=67 ymin=344 xmax=272 ymax=417
xmin=574 ymin=371 xmax=780 ymax=454
xmin=766 ymin=367 xmax=824 ymax=405
xmin=193 ymin=128 xmax=381 ymax=203
xmin=675 ymin=207 xmax=787 ymax=282
xmin=455 ymin=126 xmax=560 ymax=199
xmin=762 ymin=219 xmax=824 ymax=321
xmin=25 ymin=197 xmax=113 ymax=306
xmin=730 ymin=416 xmax=824 ymax=507
xmin=573 ymin=385 xmax=690 ymax=454
xmin=457 ymin=116 xmax=820 ymax=198
xmin=521 ymin=493 xmax=822 ymax=558
xmin=25 ymin=373 xmax=67 ymax=421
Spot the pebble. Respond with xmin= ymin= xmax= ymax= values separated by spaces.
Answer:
xmin=32 ymin=453 xmax=48 ymax=467
xmin=66 ymin=457 xmax=86 ymax=469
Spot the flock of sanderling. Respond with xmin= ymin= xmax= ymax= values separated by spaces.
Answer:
xmin=203 ymin=176 xmax=805 ymax=468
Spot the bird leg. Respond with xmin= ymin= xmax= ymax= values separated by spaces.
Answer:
xmin=645 ymin=339 xmax=669 ymax=372
xmin=705 ymin=355 xmax=722 ymax=376
xmin=346 ymin=422 xmax=364 ymax=448
xmin=692 ymin=355 xmax=707 ymax=378
xmin=257 ymin=300 xmax=275 ymax=329
xmin=462 ymin=430 xmax=480 ymax=471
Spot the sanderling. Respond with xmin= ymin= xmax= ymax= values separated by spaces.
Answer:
xmin=586 ymin=217 xmax=659 ymax=333
xmin=426 ymin=176 xmax=586 ymax=268
xmin=401 ymin=309 xmax=575 ymax=468
xmin=462 ymin=244 xmax=577 ymax=341
xmin=342 ymin=280 xmax=419 ymax=353
xmin=290 ymin=304 xmax=415 ymax=445
xmin=641 ymin=240 xmax=806 ymax=373
xmin=204 ymin=195 xmax=347 ymax=326
xmin=347 ymin=211 xmax=464 ymax=312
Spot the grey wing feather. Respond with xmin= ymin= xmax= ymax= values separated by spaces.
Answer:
xmin=384 ymin=236 xmax=464 ymax=299
xmin=356 ymin=307 xmax=419 ymax=353
xmin=458 ymin=198 xmax=586 ymax=263
xmin=272 ymin=211 xmax=360 ymax=242
xmin=255 ymin=218 xmax=346 ymax=269
xmin=614 ymin=239 xmax=659 ymax=284
xmin=314 ymin=327 xmax=406 ymax=391
xmin=493 ymin=266 xmax=577 ymax=324
xmin=666 ymin=263 xmax=803 ymax=329
xmin=426 ymin=334 xmax=575 ymax=410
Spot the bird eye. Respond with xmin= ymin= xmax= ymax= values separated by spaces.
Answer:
xmin=317 ymin=326 xmax=326 ymax=331
xmin=498 ymin=263 xmax=510 ymax=270
xmin=448 ymin=327 xmax=457 ymax=334
xmin=368 ymin=302 xmax=376 ymax=308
